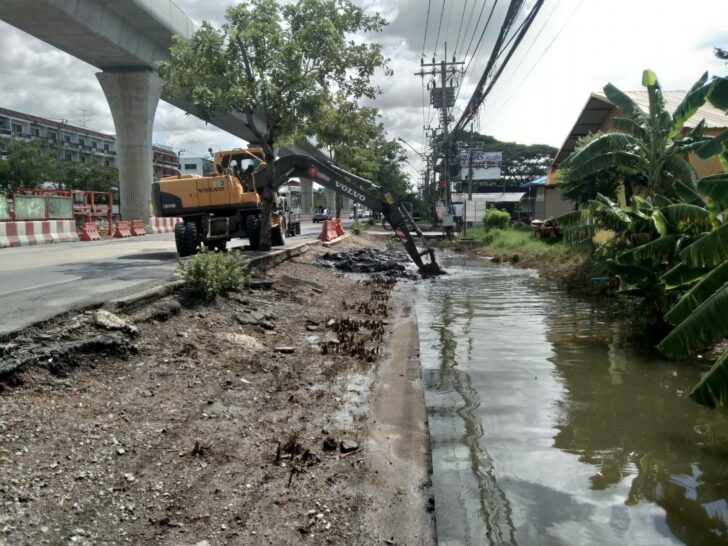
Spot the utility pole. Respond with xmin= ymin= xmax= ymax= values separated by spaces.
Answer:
xmin=416 ymin=42 xmax=464 ymax=232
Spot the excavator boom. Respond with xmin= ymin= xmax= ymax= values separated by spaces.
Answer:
xmin=272 ymin=155 xmax=444 ymax=275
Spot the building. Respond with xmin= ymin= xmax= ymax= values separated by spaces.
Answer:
xmin=179 ymin=155 xmax=213 ymax=176
xmin=0 ymin=106 xmax=181 ymax=180
xmin=152 ymin=143 xmax=179 ymax=179
xmin=544 ymin=91 xmax=728 ymax=218
xmin=0 ymin=107 xmax=116 ymax=167
xmin=451 ymin=191 xmax=525 ymax=225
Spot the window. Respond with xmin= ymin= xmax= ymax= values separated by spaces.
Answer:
xmin=79 ymin=138 xmax=85 ymax=147
xmin=64 ymin=134 xmax=71 ymax=143
xmin=31 ymin=128 xmax=40 ymax=137
xmin=184 ymin=163 xmax=197 ymax=170
xmin=65 ymin=151 xmax=72 ymax=161
xmin=12 ymin=123 xmax=22 ymax=134
xmin=49 ymin=132 xmax=57 ymax=141
xmin=104 ymin=143 xmax=109 ymax=151
xmin=92 ymin=141 xmax=97 ymax=149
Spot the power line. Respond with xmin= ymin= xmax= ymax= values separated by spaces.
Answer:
xmin=488 ymin=0 xmax=561 ymax=102
xmin=457 ymin=0 xmax=480 ymax=58
xmin=433 ymin=0 xmax=446 ymax=57
xmin=453 ymin=0 xmax=468 ymax=55
xmin=454 ymin=0 xmax=546 ymax=135
xmin=462 ymin=0 xmax=493 ymax=63
xmin=421 ymin=0 xmax=432 ymax=58
xmin=485 ymin=0 xmax=585 ymax=123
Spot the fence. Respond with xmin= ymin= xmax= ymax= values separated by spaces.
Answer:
xmin=7 ymin=194 xmax=74 ymax=220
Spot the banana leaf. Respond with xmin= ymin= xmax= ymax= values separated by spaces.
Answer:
xmin=673 ymin=179 xmax=705 ymax=206
xmin=660 ymin=262 xmax=711 ymax=289
xmin=665 ymin=261 xmax=728 ymax=325
xmin=697 ymin=174 xmax=728 ymax=205
xmin=670 ymin=72 xmax=711 ymax=139
xmin=696 ymin=129 xmax=728 ymax=160
xmin=652 ymin=210 xmax=669 ymax=236
xmin=653 ymin=194 xmax=673 ymax=207
xmin=658 ymin=283 xmax=728 ymax=358
xmin=659 ymin=204 xmax=710 ymax=231
xmin=604 ymin=83 xmax=647 ymax=120
xmin=708 ymin=76 xmax=728 ymax=110
xmin=664 ymin=154 xmax=696 ymax=186
xmin=555 ymin=209 xmax=589 ymax=229
xmin=611 ymin=117 xmax=647 ymax=140
xmin=619 ymin=233 xmax=682 ymax=262
xmin=561 ymin=133 xmax=637 ymax=171
xmin=679 ymin=223 xmax=728 ymax=267
xmin=689 ymin=350 xmax=728 ymax=409
xmin=561 ymin=224 xmax=596 ymax=244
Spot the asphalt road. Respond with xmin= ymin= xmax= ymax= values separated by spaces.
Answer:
xmin=0 ymin=220 xmax=336 ymax=336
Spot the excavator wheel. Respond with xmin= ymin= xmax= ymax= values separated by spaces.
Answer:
xmin=271 ymin=219 xmax=286 ymax=247
xmin=247 ymin=214 xmax=261 ymax=250
xmin=175 ymin=221 xmax=199 ymax=257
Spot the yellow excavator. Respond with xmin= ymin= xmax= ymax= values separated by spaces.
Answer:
xmin=152 ymin=150 xmax=442 ymax=274
xmin=152 ymin=148 xmax=290 ymax=254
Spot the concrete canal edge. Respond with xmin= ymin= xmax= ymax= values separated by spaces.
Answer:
xmin=362 ymin=287 xmax=437 ymax=544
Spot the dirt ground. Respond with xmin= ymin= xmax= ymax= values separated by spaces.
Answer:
xmin=0 ymin=235 xmax=435 ymax=545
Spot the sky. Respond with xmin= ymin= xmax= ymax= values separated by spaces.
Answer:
xmin=0 ymin=0 xmax=727 ymax=182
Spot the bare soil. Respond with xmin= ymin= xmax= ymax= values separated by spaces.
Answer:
xmin=0 ymin=235 xmax=434 ymax=545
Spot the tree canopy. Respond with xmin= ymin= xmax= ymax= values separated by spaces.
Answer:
xmin=159 ymin=0 xmax=390 ymax=248
xmin=0 ymin=140 xmax=118 ymax=195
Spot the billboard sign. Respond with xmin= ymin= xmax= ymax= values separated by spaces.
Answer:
xmin=459 ymin=150 xmax=502 ymax=181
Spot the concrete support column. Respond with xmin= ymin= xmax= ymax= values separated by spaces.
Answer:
xmin=96 ymin=69 xmax=162 ymax=222
xmin=341 ymin=196 xmax=352 ymax=216
xmin=300 ymin=177 xmax=313 ymax=218
xmin=325 ymin=188 xmax=336 ymax=212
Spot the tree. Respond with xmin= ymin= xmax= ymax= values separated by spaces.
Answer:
xmin=0 ymin=140 xmax=59 ymax=194
xmin=560 ymin=69 xmax=721 ymax=199
xmin=159 ymin=0 xmax=389 ymax=249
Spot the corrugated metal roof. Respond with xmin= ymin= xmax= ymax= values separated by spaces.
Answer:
xmin=551 ymin=89 xmax=728 ymax=171
xmin=594 ymin=90 xmax=728 ymax=129
xmin=453 ymin=192 xmax=525 ymax=203
xmin=521 ymin=176 xmax=546 ymax=187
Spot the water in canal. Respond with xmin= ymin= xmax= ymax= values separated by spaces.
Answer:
xmin=414 ymin=256 xmax=728 ymax=546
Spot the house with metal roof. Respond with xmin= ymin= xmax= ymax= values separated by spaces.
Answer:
xmin=540 ymin=90 xmax=728 ymax=219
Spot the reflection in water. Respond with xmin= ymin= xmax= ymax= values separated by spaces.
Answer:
xmin=415 ymin=257 xmax=728 ymax=546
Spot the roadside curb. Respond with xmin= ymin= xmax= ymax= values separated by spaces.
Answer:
xmin=245 ymin=240 xmax=319 ymax=272
xmin=107 ymin=280 xmax=186 ymax=311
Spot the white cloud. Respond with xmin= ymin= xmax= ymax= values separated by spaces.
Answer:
xmin=0 ymin=0 xmax=727 ymax=174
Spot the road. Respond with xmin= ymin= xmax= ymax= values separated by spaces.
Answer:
xmin=0 ymin=220 xmax=338 ymax=336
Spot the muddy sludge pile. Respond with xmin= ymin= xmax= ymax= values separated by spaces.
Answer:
xmin=315 ymin=248 xmax=419 ymax=278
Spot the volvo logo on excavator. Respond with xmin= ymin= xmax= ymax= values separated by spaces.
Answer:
xmin=334 ymin=181 xmax=366 ymax=203
xmin=307 ymin=166 xmax=366 ymax=202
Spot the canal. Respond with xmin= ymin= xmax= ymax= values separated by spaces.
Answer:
xmin=414 ymin=256 xmax=728 ymax=546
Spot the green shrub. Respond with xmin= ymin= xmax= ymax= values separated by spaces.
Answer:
xmin=179 ymin=249 xmax=241 ymax=299
xmin=483 ymin=207 xmax=511 ymax=230
xmin=351 ymin=219 xmax=363 ymax=235
xmin=367 ymin=217 xmax=375 ymax=226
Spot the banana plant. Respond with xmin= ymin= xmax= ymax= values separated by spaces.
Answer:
xmin=559 ymin=70 xmax=721 ymax=198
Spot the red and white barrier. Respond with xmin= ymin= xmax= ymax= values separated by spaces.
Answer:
xmin=150 ymin=217 xmax=182 ymax=234
xmin=0 ymin=220 xmax=79 ymax=248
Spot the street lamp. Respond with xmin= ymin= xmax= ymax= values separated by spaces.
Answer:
xmin=397 ymin=137 xmax=425 ymax=158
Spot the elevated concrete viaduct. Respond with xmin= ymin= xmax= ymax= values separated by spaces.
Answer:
xmin=0 ymin=0 xmax=268 ymax=222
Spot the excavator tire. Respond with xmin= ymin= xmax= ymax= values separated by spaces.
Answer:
xmin=271 ymin=219 xmax=286 ymax=247
xmin=175 ymin=221 xmax=198 ymax=257
xmin=247 ymin=214 xmax=261 ymax=250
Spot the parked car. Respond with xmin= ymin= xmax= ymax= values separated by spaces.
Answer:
xmin=312 ymin=208 xmax=330 ymax=223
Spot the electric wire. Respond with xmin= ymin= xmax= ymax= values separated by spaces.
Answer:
xmin=458 ymin=0 xmax=481 ymax=58
xmin=421 ymin=0 xmax=433 ymax=58
xmin=488 ymin=0 xmax=560 ymax=104
xmin=453 ymin=0 xmax=469 ymax=55
xmin=433 ymin=0 xmax=446 ymax=57
xmin=485 ymin=0 xmax=585 ymax=123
